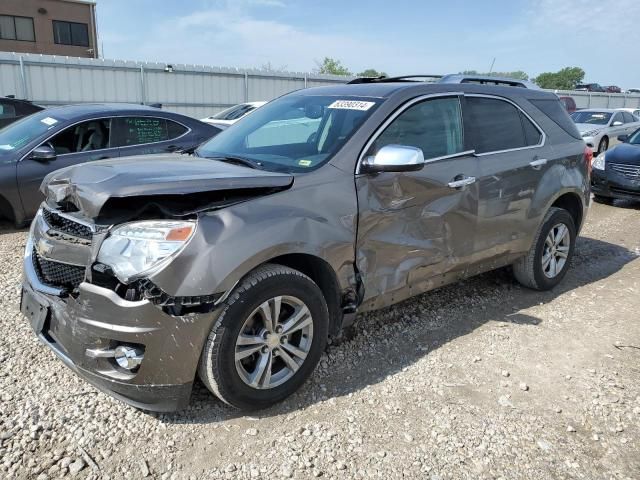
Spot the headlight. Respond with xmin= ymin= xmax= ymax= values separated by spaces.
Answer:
xmin=97 ymin=220 xmax=196 ymax=282
xmin=582 ymin=129 xmax=600 ymax=138
xmin=592 ymin=152 xmax=606 ymax=170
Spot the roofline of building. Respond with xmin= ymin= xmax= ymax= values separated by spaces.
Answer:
xmin=57 ymin=0 xmax=97 ymax=5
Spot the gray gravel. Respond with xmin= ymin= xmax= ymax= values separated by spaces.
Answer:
xmin=1 ymin=200 xmax=639 ymax=479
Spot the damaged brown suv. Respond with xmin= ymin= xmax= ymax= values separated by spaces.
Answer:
xmin=21 ymin=77 xmax=591 ymax=411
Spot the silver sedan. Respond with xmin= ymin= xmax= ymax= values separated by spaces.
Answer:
xmin=570 ymin=109 xmax=640 ymax=154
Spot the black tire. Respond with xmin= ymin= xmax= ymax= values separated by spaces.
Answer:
xmin=198 ymin=264 xmax=329 ymax=410
xmin=597 ymin=136 xmax=608 ymax=155
xmin=593 ymin=194 xmax=614 ymax=205
xmin=513 ymin=207 xmax=576 ymax=290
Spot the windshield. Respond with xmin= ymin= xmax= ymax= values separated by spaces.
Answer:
xmin=570 ymin=111 xmax=612 ymax=125
xmin=628 ymin=129 xmax=640 ymax=145
xmin=197 ymin=95 xmax=380 ymax=172
xmin=0 ymin=110 xmax=62 ymax=161
xmin=211 ymin=104 xmax=256 ymax=121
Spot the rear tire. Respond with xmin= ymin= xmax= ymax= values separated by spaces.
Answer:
xmin=513 ymin=207 xmax=576 ymax=290
xmin=198 ymin=264 xmax=329 ymax=410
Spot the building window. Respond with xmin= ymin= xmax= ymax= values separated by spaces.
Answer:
xmin=0 ymin=15 xmax=35 ymax=42
xmin=52 ymin=20 xmax=89 ymax=47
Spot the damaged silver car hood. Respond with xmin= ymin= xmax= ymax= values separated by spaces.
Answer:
xmin=41 ymin=154 xmax=294 ymax=220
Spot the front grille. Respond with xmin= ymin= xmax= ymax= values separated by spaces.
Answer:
xmin=42 ymin=209 xmax=93 ymax=240
xmin=32 ymin=249 xmax=85 ymax=290
xmin=610 ymin=163 xmax=640 ymax=181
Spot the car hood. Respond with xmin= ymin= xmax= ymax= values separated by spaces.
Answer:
xmin=42 ymin=153 xmax=294 ymax=221
xmin=575 ymin=123 xmax=607 ymax=134
xmin=605 ymin=143 xmax=640 ymax=166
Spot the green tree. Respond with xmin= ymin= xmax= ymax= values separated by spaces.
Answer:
xmin=315 ymin=57 xmax=351 ymax=76
xmin=357 ymin=68 xmax=388 ymax=78
xmin=533 ymin=67 xmax=585 ymax=90
xmin=460 ymin=70 xmax=529 ymax=80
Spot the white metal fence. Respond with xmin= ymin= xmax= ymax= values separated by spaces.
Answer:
xmin=1 ymin=52 xmax=639 ymax=118
xmin=0 ymin=52 xmax=349 ymax=118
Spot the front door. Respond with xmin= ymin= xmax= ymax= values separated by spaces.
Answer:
xmin=355 ymin=95 xmax=479 ymax=310
xmin=17 ymin=118 xmax=118 ymax=217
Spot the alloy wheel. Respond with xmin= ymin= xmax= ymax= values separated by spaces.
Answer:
xmin=235 ymin=295 xmax=314 ymax=389
xmin=542 ymin=223 xmax=571 ymax=278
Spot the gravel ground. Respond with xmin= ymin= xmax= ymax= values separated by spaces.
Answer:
xmin=1 ymin=200 xmax=639 ymax=480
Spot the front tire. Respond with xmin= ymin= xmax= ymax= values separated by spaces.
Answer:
xmin=513 ymin=207 xmax=576 ymax=290
xmin=198 ymin=264 xmax=329 ymax=410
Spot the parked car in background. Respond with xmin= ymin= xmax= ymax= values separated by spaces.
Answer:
xmin=616 ymin=107 xmax=640 ymax=119
xmin=558 ymin=96 xmax=577 ymax=114
xmin=20 ymin=79 xmax=590 ymax=411
xmin=605 ymin=86 xmax=622 ymax=94
xmin=201 ymin=101 xmax=267 ymax=129
xmin=626 ymin=88 xmax=640 ymax=94
xmin=0 ymin=104 xmax=221 ymax=225
xmin=591 ymin=127 xmax=640 ymax=204
xmin=0 ymin=96 xmax=43 ymax=128
xmin=575 ymin=83 xmax=606 ymax=92
xmin=570 ymin=109 xmax=640 ymax=154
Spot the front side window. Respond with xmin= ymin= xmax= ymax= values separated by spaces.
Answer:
xmin=622 ymin=112 xmax=635 ymax=124
xmin=0 ymin=15 xmax=35 ymax=41
xmin=611 ymin=113 xmax=623 ymax=125
xmin=53 ymin=20 xmax=89 ymax=47
xmin=46 ymin=119 xmax=111 ymax=155
xmin=111 ymin=117 xmax=185 ymax=147
xmin=370 ymin=97 xmax=464 ymax=160
xmin=0 ymin=110 xmax=63 ymax=162
xmin=465 ymin=97 xmax=533 ymax=153
xmin=197 ymin=95 xmax=381 ymax=172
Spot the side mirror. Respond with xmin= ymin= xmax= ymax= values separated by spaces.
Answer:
xmin=612 ymin=121 xmax=623 ymax=127
xmin=361 ymin=145 xmax=425 ymax=173
xmin=30 ymin=145 xmax=57 ymax=161
xmin=617 ymin=134 xmax=628 ymax=143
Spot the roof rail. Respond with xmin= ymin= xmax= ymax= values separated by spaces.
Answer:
xmin=347 ymin=74 xmax=443 ymax=84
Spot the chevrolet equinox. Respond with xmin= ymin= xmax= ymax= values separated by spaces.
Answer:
xmin=21 ymin=79 xmax=591 ymax=411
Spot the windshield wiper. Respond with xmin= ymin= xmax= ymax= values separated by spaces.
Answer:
xmin=208 ymin=155 xmax=264 ymax=170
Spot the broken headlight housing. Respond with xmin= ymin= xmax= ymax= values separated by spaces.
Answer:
xmin=97 ymin=220 xmax=196 ymax=283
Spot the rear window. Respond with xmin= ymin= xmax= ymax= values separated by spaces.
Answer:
xmin=465 ymin=97 xmax=529 ymax=153
xmin=530 ymin=99 xmax=582 ymax=140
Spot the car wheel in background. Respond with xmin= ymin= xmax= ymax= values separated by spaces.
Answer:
xmin=198 ymin=264 xmax=329 ymax=410
xmin=597 ymin=136 xmax=608 ymax=155
xmin=512 ymin=207 xmax=577 ymax=291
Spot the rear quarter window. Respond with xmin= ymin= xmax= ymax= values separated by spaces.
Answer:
xmin=529 ymin=99 xmax=582 ymax=140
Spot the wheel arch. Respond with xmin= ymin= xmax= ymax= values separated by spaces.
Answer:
xmin=263 ymin=253 xmax=344 ymax=336
xmin=550 ymin=191 xmax=585 ymax=231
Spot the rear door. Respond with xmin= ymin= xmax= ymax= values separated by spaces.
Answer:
xmin=111 ymin=116 xmax=189 ymax=156
xmin=355 ymin=95 xmax=479 ymax=309
xmin=463 ymin=95 xmax=547 ymax=264
xmin=17 ymin=118 xmax=116 ymax=217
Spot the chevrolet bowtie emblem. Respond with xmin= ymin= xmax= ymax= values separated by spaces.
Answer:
xmin=35 ymin=238 xmax=54 ymax=258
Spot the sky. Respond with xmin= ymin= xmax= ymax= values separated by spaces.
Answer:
xmin=97 ymin=0 xmax=640 ymax=88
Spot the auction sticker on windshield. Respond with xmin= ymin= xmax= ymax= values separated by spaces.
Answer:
xmin=40 ymin=117 xmax=59 ymax=126
xmin=328 ymin=100 xmax=375 ymax=111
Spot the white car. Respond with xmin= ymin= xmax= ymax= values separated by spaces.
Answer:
xmin=615 ymin=107 xmax=640 ymax=120
xmin=201 ymin=101 xmax=266 ymax=129
xmin=570 ymin=109 xmax=640 ymax=154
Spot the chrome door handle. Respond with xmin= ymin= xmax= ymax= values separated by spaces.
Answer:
xmin=448 ymin=176 xmax=476 ymax=188
xmin=529 ymin=158 xmax=548 ymax=169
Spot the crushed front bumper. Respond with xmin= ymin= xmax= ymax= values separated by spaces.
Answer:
xmin=21 ymin=265 xmax=218 ymax=412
